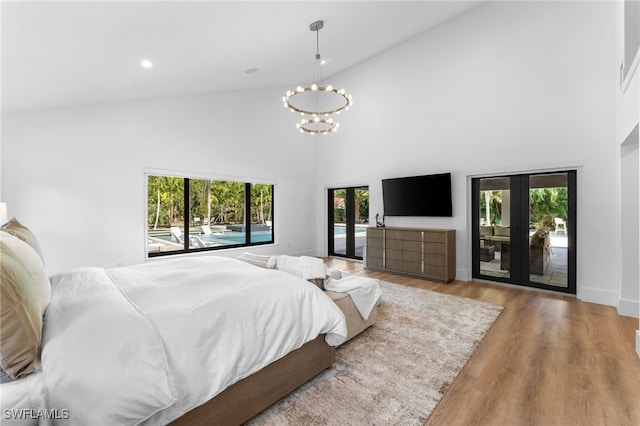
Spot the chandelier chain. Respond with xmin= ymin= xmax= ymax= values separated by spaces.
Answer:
xmin=315 ymin=27 xmax=321 ymax=60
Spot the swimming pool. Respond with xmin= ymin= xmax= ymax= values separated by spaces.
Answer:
xmin=203 ymin=231 xmax=272 ymax=244
xmin=333 ymin=225 xmax=368 ymax=235
xmin=154 ymin=230 xmax=273 ymax=246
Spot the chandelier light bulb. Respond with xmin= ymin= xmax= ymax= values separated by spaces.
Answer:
xmin=296 ymin=116 xmax=339 ymax=135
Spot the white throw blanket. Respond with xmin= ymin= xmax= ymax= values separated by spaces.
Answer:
xmin=324 ymin=276 xmax=382 ymax=320
xmin=267 ymin=255 xmax=327 ymax=280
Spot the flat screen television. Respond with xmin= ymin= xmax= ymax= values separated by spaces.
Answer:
xmin=382 ymin=173 xmax=452 ymax=217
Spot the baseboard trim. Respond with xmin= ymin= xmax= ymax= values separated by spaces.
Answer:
xmin=618 ymin=298 xmax=640 ymax=318
xmin=578 ymin=287 xmax=618 ymax=307
xmin=456 ymin=268 xmax=470 ymax=281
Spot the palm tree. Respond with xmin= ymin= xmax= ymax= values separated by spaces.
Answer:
xmin=479 ymin=190 xmax=502 ymax=225
xmin=147 ymin=176 xmax=184 ymax=228
xmin=354 ymin=188 xmax=369 ymax=224
xmin=251 ymin=184 xmax=272 ymax=224
xmin=529 ymin=187 xmax=567 ymax=230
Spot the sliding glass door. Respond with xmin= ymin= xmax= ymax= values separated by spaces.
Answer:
xmin=328 ymin=186 xmax=369 ymax=259
xmin=472 ymin=171 xmax=576 ymax=294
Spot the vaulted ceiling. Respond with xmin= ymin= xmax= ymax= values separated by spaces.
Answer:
xmin=1 ymin=1 xmax=482 ymax=112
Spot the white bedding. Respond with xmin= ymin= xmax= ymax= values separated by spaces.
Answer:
xmin=4 ymin=256 xmax=346 ymax=425
xmin=266 ymin=255 xmax=327 ymax=280
xmin=0 ymin=370 xmax=46 ymax=426
xmin=324 ymin=276 xmax=382 ymax=320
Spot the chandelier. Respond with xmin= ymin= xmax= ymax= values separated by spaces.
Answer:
xmin=283 ymin=20 xmax=353 ymax=135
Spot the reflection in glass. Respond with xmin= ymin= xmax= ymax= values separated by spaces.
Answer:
xmin=478 ymin=177 xmax=511 ymax=279
xmin=529 ymin=173 xmax=568 ymax=287
xmin=147 ymin=176 xmax=273 ymax=255
xmin=147 ymin=175 xmax=185 ymax=253
xmin=333 ymin=189 xmax=347 ymax=256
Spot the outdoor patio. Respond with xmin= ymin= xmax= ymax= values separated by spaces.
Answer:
xmin=480 ymin=232 xmax=568 ymax=287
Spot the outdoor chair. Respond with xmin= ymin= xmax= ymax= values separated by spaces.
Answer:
xmin=171 ymin=226 xmax=216 ymax=248
xmin=554 ymin=218 xmax=567 ymax=235
xmin=202 ymin=225 xmax=225 ymax=235
xmin=170 ymin=226 xmax=184 ymax=243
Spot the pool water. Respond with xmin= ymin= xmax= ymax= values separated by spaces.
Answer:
xmin=334 ymin=225 xmax=368 ymax=235
xmin=154 ymin=230 xmax=273 ymax=246
xmin=202 ymin=231 xmax=272 ymax=244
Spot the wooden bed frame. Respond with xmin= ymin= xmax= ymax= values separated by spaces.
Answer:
xmin=169 ymin=335 xmax=335 ymax=426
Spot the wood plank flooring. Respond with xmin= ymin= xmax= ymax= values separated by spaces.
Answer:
xmin=323 ymin=258 xmax=640 ymax=426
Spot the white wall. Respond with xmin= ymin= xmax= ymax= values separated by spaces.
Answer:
xmin=316 ymin=1 xmax=619 ymax=307
xmin=1 ymin=1 xmax=630 ymax=312
xmin=620 ymin=131 xmax=639 ymax=317
xmin=614 ymin=0 xmax=640 ymax=349
xmin=2 ymin=88 xmax=321 ymax=274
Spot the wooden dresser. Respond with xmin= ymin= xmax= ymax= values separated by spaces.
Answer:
xmin=365 ymin=227 xmax=456 ymax=283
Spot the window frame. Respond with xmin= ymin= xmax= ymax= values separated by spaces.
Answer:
xmin=145 ymin=171 xmax=275 ymax=258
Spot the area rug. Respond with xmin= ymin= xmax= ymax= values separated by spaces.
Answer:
xmin=246 ymin=281 xmax=504 ymax=426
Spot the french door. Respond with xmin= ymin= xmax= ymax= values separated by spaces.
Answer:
xmin=328 ymin=186 xmax=369 ymax=260
xmin=472 ymin=171 xmax=576 ymax=294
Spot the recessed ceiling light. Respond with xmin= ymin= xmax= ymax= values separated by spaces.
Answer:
xmin=141 ymin=60 xmax=153 ymax=69
xmin=244 ymin=67 xmax=258 ymax=74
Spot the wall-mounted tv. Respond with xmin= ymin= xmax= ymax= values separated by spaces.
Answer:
xmin=382 ymin=172 xmax=452 ymax=217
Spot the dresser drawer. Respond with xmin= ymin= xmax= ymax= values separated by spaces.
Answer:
xmin=424 ymin=264 xmax=446 ymax=278
xmin=367 ymin=237 xmax=384 ymax=249
xmin=402 ymin=231 xmax=422 ymax=241
xmin=424 ymin=253 xmax=446 ymax=267
xmin=386 ymin=230 xmax=404 ymax=240
xmin=403 ymin=240 xmax=422 ymax=253
xmin=403 ymin=250 xmax=422 ymax=264
xmin=367 ymin=246 xmax=383 ymax=258
xmin=386 ymin=238 xmax=403 ymax=251
xmin=424 ymin=242 xmax=446 ymax=255
xmin=424 ymin=232 xmax=446 ymax=243
xmin=366 ymin=256 xmax=383 ymax=269
xmin=403 ymin=261 xmax=422 ymax=274
xmin=367 ymin=228 xmax=384 ymax=239
xmin=386 ymin=248 xmax=403 ymax=261
xmin=386 ymin=259 xmax=403 ymax=271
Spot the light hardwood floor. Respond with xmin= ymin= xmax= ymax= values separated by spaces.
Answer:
xmin=323 ymin=258 xmax=640 ymax=426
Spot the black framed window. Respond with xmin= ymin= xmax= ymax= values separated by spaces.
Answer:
xmin=147 ymin=175 xmax=273 ymax=257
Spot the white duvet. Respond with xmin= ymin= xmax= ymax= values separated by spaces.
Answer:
xmin=3 ymin=256 xmax=347 ymax=425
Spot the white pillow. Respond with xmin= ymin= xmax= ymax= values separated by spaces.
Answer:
xmin=0 ymin=232 xmax=50 ymax=314
xmin=44 ymin=268 xmax=176 ymax=425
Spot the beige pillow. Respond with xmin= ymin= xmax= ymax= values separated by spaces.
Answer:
xmin=0 ymin=232 xmax=50 ymax=313
xmin=0 ymin=240 xmax=43 ymax=381
xmin=480 ymin=226 xmax=494 ymax=237
xmin=1 ymin=218 xmax=45 ymax=266
xmin=493 ymin=225 xmax=510 ymax=237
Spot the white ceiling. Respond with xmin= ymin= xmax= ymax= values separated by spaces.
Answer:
xmin=1 ymin=1 xmax=483 ymax=112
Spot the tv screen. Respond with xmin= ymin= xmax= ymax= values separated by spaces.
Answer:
xmin=382 ymin=173 xmax=452 ymax=217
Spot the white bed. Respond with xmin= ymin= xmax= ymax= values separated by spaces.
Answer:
xmin=2 ymin=255 xmax=347 ymax=425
